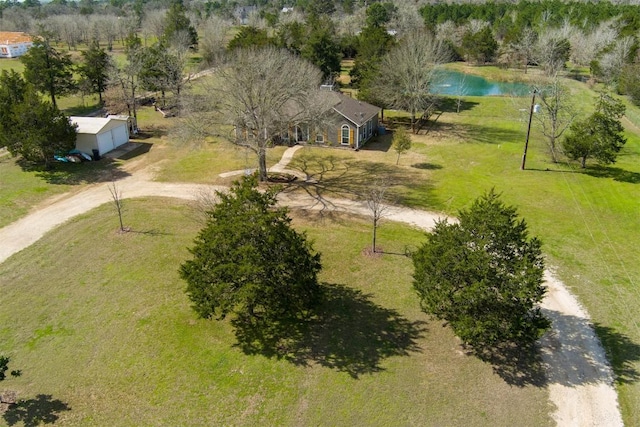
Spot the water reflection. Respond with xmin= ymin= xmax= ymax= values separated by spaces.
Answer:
xmin=431 ymin=70 xmax=530 ymax=97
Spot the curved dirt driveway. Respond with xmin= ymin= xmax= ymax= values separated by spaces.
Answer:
xmin=0 ymin=149 xmax=624 ymax=427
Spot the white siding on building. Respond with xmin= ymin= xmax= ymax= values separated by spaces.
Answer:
xmin=70 ymin=116 xmax=130 ymax=156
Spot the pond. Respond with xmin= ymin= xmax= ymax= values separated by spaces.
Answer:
xmin=431 ymin=69 xmax=531 ymax=97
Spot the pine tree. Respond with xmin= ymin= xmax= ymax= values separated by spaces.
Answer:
xmin=20 ymin=39 xmax=76 ymax=109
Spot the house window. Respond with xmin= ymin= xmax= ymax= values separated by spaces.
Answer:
xmin=341 ymin=125 xmax=350 ymax=145
xmin=315 ymin=133 xmax=324 ymax=143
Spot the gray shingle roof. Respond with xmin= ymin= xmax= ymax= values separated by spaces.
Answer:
xmin=330 ymin=92 xmax=380 ymax=127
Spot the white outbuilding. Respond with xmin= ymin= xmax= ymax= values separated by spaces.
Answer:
xmin=0 ymin=32 xmax=33 ymax=58
xmin=71 ymin=116 xmax=130 ymax=156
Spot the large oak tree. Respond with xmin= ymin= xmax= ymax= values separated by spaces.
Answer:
xmin=186 ymin=47 xmax=330 ymax=181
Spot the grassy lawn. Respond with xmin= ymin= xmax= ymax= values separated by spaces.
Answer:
xmin=417 ymin=99 xmax=640 ymax=423
xmin=278 ymin=88 xmax=640 ymax=424
xmin=2 ymin=61 xmax=640 ymax=424
xmin=0 ymin=198 xmax=551 ymax=426
xmin=0 ymin=155 xmax=131 ymax=229
xmin=154 ymin=138 xmax=289 ymax=185
xmin=0 ymin=58 xmax=24 ymax=74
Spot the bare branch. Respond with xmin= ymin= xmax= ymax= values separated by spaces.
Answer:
xmin=365 ymin=177 xmax=392 ymax=253
xmin=108 ymin=181 xmax=126 ymax=232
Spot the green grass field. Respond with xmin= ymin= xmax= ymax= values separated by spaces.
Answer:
xmin=1 ymin=63 xmax=640 ymax=425
xmin=0 ymin=58 xmax=24 ymax=74
xmin=0 ymin=155 xmax=131 ymax=229
xmin=278 ymin=89 xmax=640 ymax=424
xmin=0 ymin=199 xmax=551 ymax=426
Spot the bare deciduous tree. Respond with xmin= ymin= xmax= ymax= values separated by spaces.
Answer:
xmin=117 ymin=16 xmax=137 ymax=45
xmin=0 ymin=8 xmax=33 ymax=32
xmin=107 ymin=60 xmax=141 ymax=126
xmin=535 ymin=30 xmax=571 ymax=76
xmin=436 ymin=20 xmax=462 ymax=48
xmin=333 ymin=8 xmax=366 ymax=38
xmin=388 ymin=0 xmax=424 ymax=34
xmin=198 ymin=16 xmax=231 ymax=66
xmin=466 ymin=19 xmax=489 ymax=35
xmin=534 ymin=77 xmax=578 ymax=162
xmin=365 ymin=178 xmax=392 ymax=254
xmin=183 ymin=47 xmax=332 ymax=181
xmin=376 ymin=30 xmax=450 ymax=133
xmin=142 ymin=9 xmax=167 ymax=43
xmin=598 ymin=36 xmax=635 ymax=85
xmin=47 ymin=15 xmax=81 ymax=50
xmin=514 ymin=26 xmax=537 ymax=74
xmin=95 ymin=15 xmax=120 ymax=51
xmin=569 ymin=22 xmax=617 ymax=68
xmin=279 ymin=9 xmax=306 ymax=27
xmin=108 ymin=181 xmax=127 ymax=232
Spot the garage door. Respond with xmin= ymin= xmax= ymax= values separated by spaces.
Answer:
xmin=97 ymin=132 xmax=114 ymax=155
xmin=111 ymin=125 xmax=128 ymax=148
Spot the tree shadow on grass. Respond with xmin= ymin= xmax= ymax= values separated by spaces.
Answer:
xmin=232 ymin=283 xmax=426 ymax=378
xmin=360 ymin=133 xmax=392 ymax=152
xmin=437 ymin=98 xmax=480 ymax=114
xmin=425 ymin=121 xmax=523 ymax=145
xmin=582 ymin=165 xmax=640 ymax=184
xmin=131 ymin=125 xmax=168 ymax=140
xmin=473 ymin=341 xmax=547 ymax=388
xmin=281 ymin=157 xmax=440 ymax=212
xmin=3 ymin=394 xmax=71 ymax=426
xmin=17 ymin=158 xmax=130 ymax=185
xmin=462 ymin=311 xmax=640 ymax=388
xmin=412 ymin=163 xmax=443 ymax=170
xmin=593 ymin=323 xmax=640 ymax=386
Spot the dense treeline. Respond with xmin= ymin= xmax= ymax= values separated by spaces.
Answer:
xmin=421 ymin=1 xmax=640 ymax=36
xmin=2 ymin=0 xmax=640 ymax=110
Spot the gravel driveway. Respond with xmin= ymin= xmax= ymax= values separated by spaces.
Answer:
xmin=0 ymin=147 xmax=624 ymax=426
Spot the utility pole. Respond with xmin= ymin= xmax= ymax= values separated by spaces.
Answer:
xmin=521 ymin=88 xmax=537 ymax=170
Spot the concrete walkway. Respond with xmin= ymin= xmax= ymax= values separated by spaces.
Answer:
xmin=219 ymin=145 xmax=305 ymax=178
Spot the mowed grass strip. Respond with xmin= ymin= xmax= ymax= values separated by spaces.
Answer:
xmin=0 ymin=198 xmax=551 ymax=426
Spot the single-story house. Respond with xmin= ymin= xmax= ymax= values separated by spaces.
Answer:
xmin=71 ymin=116 xmax=130 ymax=156
xmin=0 ymin=32 xmax=33 ymax=58
xmin=286 ymin=91 xmax=381 ymax=150
xmin=234 ymin=6 xmax=258 ymax=25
